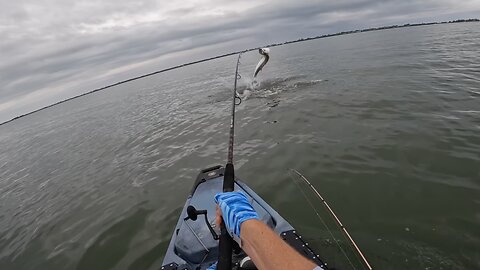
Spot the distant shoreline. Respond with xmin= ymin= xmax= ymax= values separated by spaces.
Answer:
xmin=1 ymin=18 xmax=478 ymax=126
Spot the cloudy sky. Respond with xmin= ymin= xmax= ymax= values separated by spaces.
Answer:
xmin=1 ymin=0 xmax=479 ymax=123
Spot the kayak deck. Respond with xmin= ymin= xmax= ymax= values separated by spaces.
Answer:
xmin=162 ymin=165 xmax=328 ymax=270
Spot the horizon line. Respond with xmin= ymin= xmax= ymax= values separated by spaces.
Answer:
xmin=1 ymin=18 xmax=478 ymax=126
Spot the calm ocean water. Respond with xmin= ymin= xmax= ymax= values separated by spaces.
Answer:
xmin=1 ymin=22 xmax=479 ymax=269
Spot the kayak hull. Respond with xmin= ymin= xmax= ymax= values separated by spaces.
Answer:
xmin=161 ymin=165 xmax=327 ymax=270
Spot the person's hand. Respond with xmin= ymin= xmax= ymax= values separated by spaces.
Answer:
xmin=214 ymin=191 xmax=259 ymax=239
xmin=206 ymin=261 xmax=217 ymax=270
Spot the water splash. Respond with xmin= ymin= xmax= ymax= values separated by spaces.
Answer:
xmin=236 ymin=75 xmax=324 ymax=100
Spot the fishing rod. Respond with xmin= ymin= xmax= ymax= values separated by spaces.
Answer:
xmin=217 ymin=53 xmax=243 ymax=270
xmin=291 ymin=169 xmax=373 ymax=270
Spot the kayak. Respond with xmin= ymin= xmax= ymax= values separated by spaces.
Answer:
xmin=161 ymin=165 xmax=328 ymax=270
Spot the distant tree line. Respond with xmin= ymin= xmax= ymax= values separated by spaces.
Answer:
xmin=268 ymin=19 xmax=480 ymax=47
xmin=1 ymin=19 xmax=478 ymax=125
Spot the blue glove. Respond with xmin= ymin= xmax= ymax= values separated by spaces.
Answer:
xmin=214 ymin=191 xmax=259 ymax=238
xmin=206 ymin=261 xmax=217 ymax=270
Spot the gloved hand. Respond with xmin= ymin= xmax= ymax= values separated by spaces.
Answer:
xmin=206 ymin=261 xmax=217 ymax=270
xmin=214 ymin=191 xmax=259 ymax=239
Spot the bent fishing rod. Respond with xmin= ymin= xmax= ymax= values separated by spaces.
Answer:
xmin=217 ymin=53 xmax=243 ymax=270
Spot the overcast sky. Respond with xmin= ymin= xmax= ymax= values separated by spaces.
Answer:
xmin=1 ymin=0 xmax=479 ymax=123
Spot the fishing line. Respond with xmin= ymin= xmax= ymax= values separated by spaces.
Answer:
xmin=288 ymin=170 xmax=358 ymax=270
xmin=290 ymin=169 xmax=373 ymax=270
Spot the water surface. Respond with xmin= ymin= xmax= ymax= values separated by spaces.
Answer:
xmin=1 ymin=22 xmax=479 ymax=269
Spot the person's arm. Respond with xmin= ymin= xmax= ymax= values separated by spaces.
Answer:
xmin=214 ymin=192 xmax=318 ymax=270
xmin=240 ymin=219 xmax=317 ymax=270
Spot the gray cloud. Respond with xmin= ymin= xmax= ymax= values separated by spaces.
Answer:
xmin=1 ymin=0 xmax=479 ymax=122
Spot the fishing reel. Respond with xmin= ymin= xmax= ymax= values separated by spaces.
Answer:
xmin=184 ymin=205 xmax=244 ymax=255
xmin=184 ymin=205 xmax=219 ymax=240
